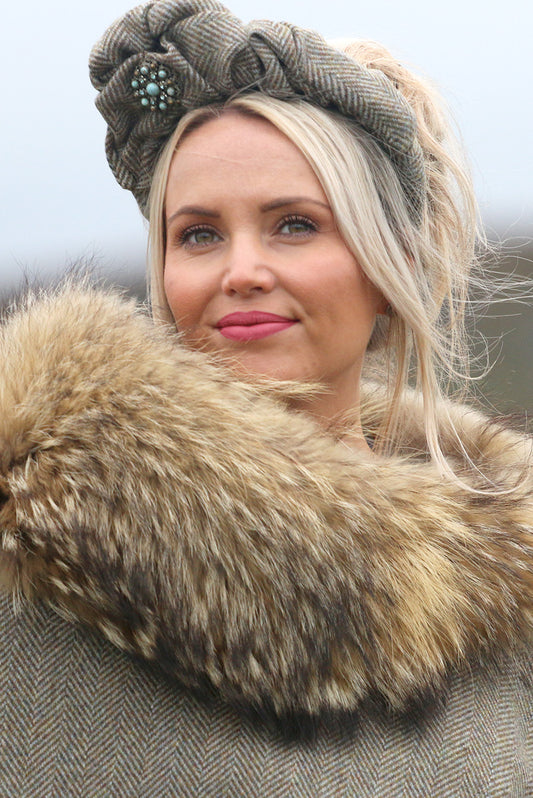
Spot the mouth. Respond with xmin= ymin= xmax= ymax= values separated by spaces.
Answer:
xmin=216 ymin=311 xmax=298 ymax=342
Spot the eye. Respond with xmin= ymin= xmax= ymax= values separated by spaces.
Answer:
xmin=278 ymin=215 xmax=317 ymax=236
xmin=178 ymin=225 xmax=221 ymax=248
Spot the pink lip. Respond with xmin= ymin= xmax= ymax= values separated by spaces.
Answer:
xmin=217 ymin=311 xmax=294 ymax=327
xmin=216 ymin=311 xmax=297 ymax=342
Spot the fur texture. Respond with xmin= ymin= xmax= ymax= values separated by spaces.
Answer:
xmin=0 ymin=283 xmax=532 ymax=716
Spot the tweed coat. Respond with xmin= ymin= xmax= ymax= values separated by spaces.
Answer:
xmin=0 ymin=284 xmax=532 ymax=796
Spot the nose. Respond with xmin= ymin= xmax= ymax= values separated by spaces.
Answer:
xmin=221 ymin=236 xmax=277 ymax=297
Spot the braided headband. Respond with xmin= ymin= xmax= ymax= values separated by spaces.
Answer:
xmin=90 ymin=0 xmax=425 ymax=220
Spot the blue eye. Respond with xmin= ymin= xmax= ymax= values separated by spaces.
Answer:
xmin=278 ymin=215 xmax=316 ymax=236
xmin=180 ymin=226 xmax=220 ymax=247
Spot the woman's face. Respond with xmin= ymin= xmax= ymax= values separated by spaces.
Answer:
xmin=164 ymin=112 xmax=384 ymax=415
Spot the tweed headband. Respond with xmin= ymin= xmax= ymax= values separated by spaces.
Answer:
xmin=90 ymin=0 xmax=425 ymax=220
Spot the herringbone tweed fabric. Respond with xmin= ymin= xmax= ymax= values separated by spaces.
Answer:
xmin=0 ymin=595 xmax=531 ymax=797
xmin=89 ymin=0 xmax=425 ymax=219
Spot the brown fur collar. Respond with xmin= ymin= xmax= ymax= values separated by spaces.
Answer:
xmin=0 ymin=284 xmax=532 ymax=716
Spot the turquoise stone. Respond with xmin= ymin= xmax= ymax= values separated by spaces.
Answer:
xmin=146 ymin=82 xmax=160 ymax=97
xmin=131 ymin=79 xmax=139 ymax=89
xmin=140 ymin=66 xmax=149 ymax=75
xmin=167 ymin=87 xmax=175 ymax=96
xmin=141 ymin=97 xmax=149 ymax=107
xmin=158 ymin=69 xmax=167 ymax=79
xmin=159 ymin=101 xmax=167 ymax=110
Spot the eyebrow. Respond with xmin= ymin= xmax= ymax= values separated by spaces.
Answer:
xmin=166 ymin=196 xmax=330 ymax=226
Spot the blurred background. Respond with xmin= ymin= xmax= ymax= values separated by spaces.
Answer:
xmin=2 ymin=0 xmax=532 ymax=411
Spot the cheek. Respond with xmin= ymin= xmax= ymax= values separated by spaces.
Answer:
xmin=163 ymin=268 xmax=204 ymax=329
xmin=310 ymin=258 xmax=380 ymax=327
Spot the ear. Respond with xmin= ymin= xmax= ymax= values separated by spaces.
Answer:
xmin=375 ymin=295 xmax=390 ymax=316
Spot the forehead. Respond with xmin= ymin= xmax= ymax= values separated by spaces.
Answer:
xmin=166 ymin=112 xmax=324 ymax=196
xmin=175 ymin=112 xmax=301 ymax=159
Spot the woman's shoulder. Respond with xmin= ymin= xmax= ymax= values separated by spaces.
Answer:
xmin=0 ymin=591 xmax=531 ymax=797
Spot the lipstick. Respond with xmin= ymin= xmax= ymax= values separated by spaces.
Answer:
xmin=216 ymin=311 xmax=297 ymax=341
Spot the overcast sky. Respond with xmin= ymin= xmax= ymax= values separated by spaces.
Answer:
xmin=2 ymin=0 xmax=532 ymax=292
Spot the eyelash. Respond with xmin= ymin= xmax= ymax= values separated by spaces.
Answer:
xmin=278 ymin=214 xmax=317 ymax=236
xmin=177 ymin=224 xmax=218 ymax=248
xmin=175 ymin=214 xmax=318 ymax=249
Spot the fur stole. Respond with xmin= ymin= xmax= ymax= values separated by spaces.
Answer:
xmin=0 ymin=284 xmax=532 ymax=716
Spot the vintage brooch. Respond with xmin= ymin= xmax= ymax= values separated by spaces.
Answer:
xmin=131 ymin=61 xmax=178 ymax=111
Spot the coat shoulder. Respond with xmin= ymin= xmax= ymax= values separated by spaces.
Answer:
xmin=1 ymin=593 xmax=532 ymax=797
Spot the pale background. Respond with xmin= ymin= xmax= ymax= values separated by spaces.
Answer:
xmin=2 ymin=0 xmax=532 ymax=406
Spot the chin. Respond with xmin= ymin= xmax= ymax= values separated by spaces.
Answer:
xmin=181 ymin=332 xmax=314 ymax=385
xmin=216 ymin=351 xmax=308 ymax=383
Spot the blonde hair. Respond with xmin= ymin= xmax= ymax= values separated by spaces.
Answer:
xmin=147 ymin=40 xmax=482 ymax=472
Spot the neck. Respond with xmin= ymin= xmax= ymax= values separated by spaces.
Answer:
xmin=288 ymin=386 xmax=372 ymax=455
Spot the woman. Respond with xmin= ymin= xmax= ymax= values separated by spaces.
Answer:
xmin=0 ymin=0 xmax=531 ymax=795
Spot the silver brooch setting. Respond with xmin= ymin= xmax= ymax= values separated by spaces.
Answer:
xmin=131 ymin=61 xmax=178 ymax=111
